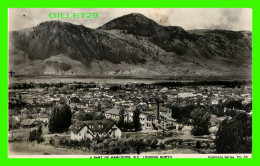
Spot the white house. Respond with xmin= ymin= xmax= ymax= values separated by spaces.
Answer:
xmin=104 ymin=107 xmax=121 ymax=121
xmin=160 ymin=87 xmax=169 ymax=93
xmin=70 ymin=119 xmax=122 ymax=140
xmin=139 ymin=113 xmax=156 ymax=131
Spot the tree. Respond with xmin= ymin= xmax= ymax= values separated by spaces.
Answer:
xmin=117 ymin=108 xmax=125 ymax=129
xmin=159 ymin=142 xmax=166 ymax=149
xmin=195 ymin=141 xmax=201 ymax=149
xmin=36 ymin=125 xmax=44 ymax=143
xmin=169 ymin=105 xmax=199 ymax=124
xmin=191 ymin=108 xmax=211 ymax=136
xmin=49 ymin=137 xmax=55 ymax=146
xmin=9 ymin=117 xmax=19 ymax=139
xmin=224 ymin=100 xmax=244 ymax=110
xmin=97 ymin=102 xmax=102 ymax=112
xmin=48 ymin=104 xmax=72 ymax=133
xmin=110 ymin=85 xmax=120 ymax=91
xmin=215 ymin=113 xmax=252 ymax=153
xmin=37 ymin=125 xmax=42 ymax=136
xmin=74 ymin=110 xmax=84 ymax=120
xmin=84 ymin=112 xmax=95 ymax=120
xmin=29 ymin=125 xmax=44 ymax=143
xmin=150 ymin=139 xmax=158 ymax=149
xmin=130 ymin=138 xmax=147 ymax=154
xmin=81 ymin=138 xmax=91 ymax=151
xmin=93 ymin=112 xmax=105 ymax=120
xmin=226 ymin=109 xmax=237 ymax=117
xmin=29 ymin=130 xmax=37 ymax=142
xmin=133 ymin=108 xmax=141 ymax=132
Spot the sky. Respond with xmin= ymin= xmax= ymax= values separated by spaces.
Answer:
xmin=9 ymin=8 xmax=252 ymax=31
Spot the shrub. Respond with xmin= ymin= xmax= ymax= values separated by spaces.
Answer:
xmin=159 ymin=143 xmax=166 ymax=149
xmin=49 ymin=137 xmax=55 ymax=146
xmin=151 ymin=139 xmax=158 ymax=149
xmin=195 ymin=141 xmax=201 ymax=149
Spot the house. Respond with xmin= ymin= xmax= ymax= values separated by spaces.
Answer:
xmin=34 ymin=114 xmax=49 ymax=124
xmin=70 ymin=119 xmax=122 ymax=140
xmin=104 ymin=107 xmax=121 ymax=121
xmin=211 ymin=99 xmax=219 ymax=105
xmin=139 ymin=113 xmax=156 ymax=131
xmin=142 ymin=105 xmax=175 ymax=130
xmin=160 ymin=87 xmax=169 ymax=93
xmin=178 ymin=92 xmax=196 ymax=98
xmin=84 ymin=107 xmax=95 ymax=113
xmin=50 ymin=97 xmax=60 ymax=103
xmin=145 ymin=105 xmax=172 ymax=118
xmin=123 ymin=104 xmax=176 ymax=131
xmin=20 ymin=119 xmax=40 ymax=128
xmin=69 ymin=97 xmax=81 ymax=106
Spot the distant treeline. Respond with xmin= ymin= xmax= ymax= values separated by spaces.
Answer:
xmin=152 ymin=80 xmax=251 ymax=88
xmin=9 ymin=82 xmax=98 ymax=90
xmin=9 ymin=80 xmax=251 ymax=90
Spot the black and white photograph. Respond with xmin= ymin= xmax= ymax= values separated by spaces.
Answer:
xmin=8 ymin=8 xmax=252 ymax=158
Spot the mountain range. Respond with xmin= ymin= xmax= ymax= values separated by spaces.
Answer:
xmin=9 ymin=13 xmax=252 ymax=78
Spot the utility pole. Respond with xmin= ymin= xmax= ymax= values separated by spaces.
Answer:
xmin=11 ymin=126 xmax=14 ymax=139
xmin=27 ymin=120 xmax=30 ymax=149
xmin=28 ymin=120 xmax=29 ymax=131
xmin=163 ymin=116 xmax=165 ymax=136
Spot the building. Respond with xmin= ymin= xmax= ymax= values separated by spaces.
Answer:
xmin=124 ymin=104 xmax=175 ymax=131
xmin=20 ymin=119 xmax=40 ymax=128
xmin=70 ymin=119 xmax=122 ymax=140
xmin=69 ymin=96 xmax=81 ymax=107
xmin=104 ymin=107 xmax=121 ymax=121
xmin=34 ymin=114 xmax=49 ymax=124
xmin=139 ymin=113 xmax=156 ymax=131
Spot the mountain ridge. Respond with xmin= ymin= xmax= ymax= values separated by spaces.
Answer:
xmin=9 ymin=13 xmax=252 ymax=78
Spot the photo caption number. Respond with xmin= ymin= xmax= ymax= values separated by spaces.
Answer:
xmin=93 ymin=13 xmax=98 ymax=18
xmin=86 ymin=13 xmax=92 ymax=18
xmin=86 ymin=13 xmax=98 ymax=18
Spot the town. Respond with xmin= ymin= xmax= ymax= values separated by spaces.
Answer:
xmin=8 ymin=80 xmax=252 ymax=155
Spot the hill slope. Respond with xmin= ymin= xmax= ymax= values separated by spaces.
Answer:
xmin=9 ymin=13 xmax=252 ymax=78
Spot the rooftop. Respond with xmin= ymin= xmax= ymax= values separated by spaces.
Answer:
xmin=73 ymin=119 xmax=115 ymax=134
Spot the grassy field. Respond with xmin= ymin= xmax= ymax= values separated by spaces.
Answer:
xmin=9 ymin=126 xmax=215 ymax=155
xmin=8 ymin=126 xmax=90 ymax=156
xmin=142 ymin=148 xmax=199 ymax=154
xmin=9 ymin=142 xmax=92 ymax=156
